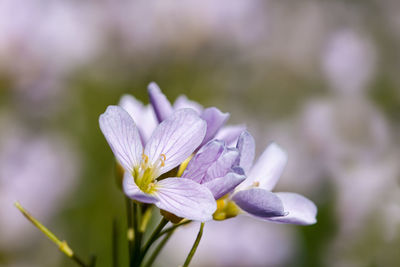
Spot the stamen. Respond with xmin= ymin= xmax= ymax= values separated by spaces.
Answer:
xmin=142 ymin=154 xmax=149 ymax=164
xmin=252 ymin=181 xmax=260 ymax=187
xmin=160 ymin=154 xmax=166 ymax=167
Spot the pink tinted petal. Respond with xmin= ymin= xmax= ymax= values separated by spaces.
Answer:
xmin=182 ymin=140 xmax=225 ymax=183
xmin=173 ymin=95 xmax=203 ymax=114
xmin=154 ymin=178 xmax=217 ymax=221
xmin=145 ymin=109 xmax=206 ymax=175
xmin=236 ymin=131 xmax=255 ymax=174
xmin=267 ymin=192 xmax=317 ymax=225
xmin=99 ymin=106 xmax=143 ymax=172
xmin=200 ymin=107 xmax=230 ymax=146
xmin=123 ymin=172 xmax=158 ymax=203
xmin=232 ymin=188 xmax=285 ymax=218
xmin=148 ymin=82 xmax=173 ymax=122
xmin=203 ymin=172 xmax=246 ymax=200
xmin=215 ymin=124 xmax=246 ymax=146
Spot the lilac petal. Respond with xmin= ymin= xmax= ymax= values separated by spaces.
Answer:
xmin=267 ymin=192 xmax=317 ymax=225
xmin=144 ymin=109 xmax=207 ymax=175
xmin=203 ymin=172 xmax=246 ymax=200
xmin=236 ymin=131 xmax=255 ymax=174
xmin=154 ymin=178 xmax=217 ymax=221
xmin=173 ymin=95 xmax=203 ymax=114
xmin=205 ymin=148 xmax=239 ymax=183
xmin=99 ymin=106 xmax=143 ymax=172
xmin=182 ymin=140 xmax=225 ymax=183
xmin=200 ymin=107 xmax=230 ymax=146
xmin=119 ymin=94 xmax=157 ymax=143
xmin=232 ymin=188 xmax=285 ymax=218
xmin=215 ymin=124 xmax=246 ymax=146
xmin=123 ymin=172 xmax=159 ymax=203
xmin=148 ymin=82 xmax=173 ymax=122
xmin=238 ymin=143 xmax=287 ymax=191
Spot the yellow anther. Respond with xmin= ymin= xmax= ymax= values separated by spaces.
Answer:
xmin=142 ymin=154 xmax=149 ymax=164
xmin=160 ymin=154 xmax=166 ymax=167
xmin=252 ymin=181 xmax=260 ymax=187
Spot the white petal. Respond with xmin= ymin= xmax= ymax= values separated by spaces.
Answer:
xmin=267 ymin=192 xmax=317 ymax=225
xmin=144 ymin=109 xmax=206 ymax=175
xmin=238 ymin=143 xmax=287 ymax=191
xmin=154 ymin=178 xmax=217 ymax=221
xmin=99 ymin=106 xmax=143 ymax=172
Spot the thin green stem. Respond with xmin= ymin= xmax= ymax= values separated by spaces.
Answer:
xmin=156 ymin=220 xmax=192 ymax=239
xmin=125 ymin=198 xmax=135 ymax=267
xmin=139 ymin=206 xmax=153 ymax=233
xmin=182 ymin=223 xmax=205 ymax=267
xmin=143 ymin=230 xmax=174 ymax=267
xmin=14 ymin=202 xmax=89 ymax=267
xmin=140 ymin=218 xmax=169 ymax=262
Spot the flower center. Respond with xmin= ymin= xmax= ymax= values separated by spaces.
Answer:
xmin=133 ymin=153 xmax=166 ymax=193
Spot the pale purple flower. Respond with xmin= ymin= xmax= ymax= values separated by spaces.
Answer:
xmin=99 ymin=106 xmax=217 ymax=221
xmin=232 ymin=131 xmax=317 ymax=225
xmin=118 ymin=94 xmax=158 ymax=144
xmin=148 ymin=82 xmax=244 ymax=147
xmin=181 ymin=140 xmax=246 ymax=200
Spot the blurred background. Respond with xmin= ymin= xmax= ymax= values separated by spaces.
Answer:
xmin=1 ymin=0 xmax=400 ymax=266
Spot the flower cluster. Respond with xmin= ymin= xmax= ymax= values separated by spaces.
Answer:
xmin=100 ymin=82 xmax=317 ymax=225
xmin=14 ymin=82 xmax=317 ymax=267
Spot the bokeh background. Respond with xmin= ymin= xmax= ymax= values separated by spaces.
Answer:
xmin=1 ymin=1 xmax=400 ymax=266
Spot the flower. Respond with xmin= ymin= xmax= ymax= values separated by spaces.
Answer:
xmin=99 ymin=106 xmax=217 ymax=221
xmin=231 ymin=131 xmax=317 ymax=225
xmin=181 ymin=139 xmax=246 ymax=200
xmin=148 ymin=82 xmax=245 ymax=147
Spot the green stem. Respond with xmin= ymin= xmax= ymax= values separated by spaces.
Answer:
xmin=112 ymin=219 xmax=119 ymax=267
xmin=14 ymin=202 xmax=89 ymax=267
xmin=182 ymin=223 xmax=205 ymax=267
xmin=125 ymin=198 xmax=135 ymax=266
xmin=156 ymin=220 xmax=191 ymax=239
xmin=132 ymin=203 xmax=142 ymax=267
xmin=140 ymin=218 xmax=169 ymax=262
xmin=143 ymin=230 xmax=174 ymax=267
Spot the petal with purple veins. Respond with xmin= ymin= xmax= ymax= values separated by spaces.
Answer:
xmin=154 ymin=178 xmax=217 ymax=221
xmin=236 ymin=131 xmax=255 ymax=174
xmin=99 ymin=105 xmax=143 ymax=172
xmin=182 ymin=140 xmax=225 ymax=183
xmin=148 ymin=82 xmax=173 ymax=122
xmin=203 ymin=172 xmax=246 ymax=200
xmin=145 ymin=109 xmax=207 ymax=175
xmin=266 ymin=192 xmax=317 ymax=225
xmin=119 ymin=95 xmax=157 ymax=143
xmin=232 ymin=188 xmax=285 ymax=218
xmin=205 ymin=147 xmax=239 ymax=183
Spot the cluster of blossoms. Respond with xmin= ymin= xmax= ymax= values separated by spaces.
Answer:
xmin=13 ymin=82 xmax=317 ymax=267
xmin=100 ymin=82 xmax=317 ymax=225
